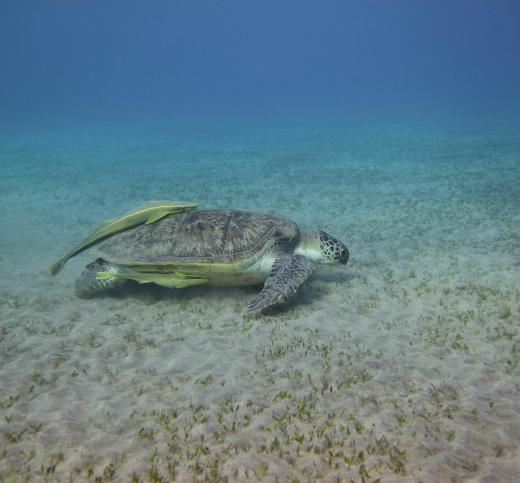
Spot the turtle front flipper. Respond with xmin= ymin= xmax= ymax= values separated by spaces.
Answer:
xmin=247 ymin=255 xmax=313 ymax=314
xmin=75 ymin=259 xmax=126 ymax=299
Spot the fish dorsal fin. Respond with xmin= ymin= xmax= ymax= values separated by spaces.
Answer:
xmin=145 ymin=210 xmax=170 ymax=224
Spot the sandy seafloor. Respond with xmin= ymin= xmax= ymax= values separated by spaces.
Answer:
xmin=0 ymin=120 xmax=519 ymax=482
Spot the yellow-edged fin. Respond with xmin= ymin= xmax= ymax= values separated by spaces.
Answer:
xmin=49 ymin=200 xmax=198 ymax=276
xmin=144 ymin=209 xmax=173 ymax=224
xmin=96 ymin=270 xmax=207 ymax=289
xmin=48 ymin=257 xmax=68 ymax=277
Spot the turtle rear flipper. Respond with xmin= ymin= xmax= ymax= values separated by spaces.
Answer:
xmin=247 ymin=254 xmax=313 ymax=314
xmin=75 ymin=259 xmax=126 ymax=299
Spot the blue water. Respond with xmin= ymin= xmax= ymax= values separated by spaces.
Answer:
xmin=1 ymin=0 xmax=519 ymax=130
xmin=1 ymin=2 xmax=520 ymax=481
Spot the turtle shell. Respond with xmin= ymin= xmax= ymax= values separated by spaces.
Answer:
xmin=91 ymin=209 xmax=299 ymax=266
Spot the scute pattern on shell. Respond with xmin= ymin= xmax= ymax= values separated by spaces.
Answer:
xmin=92 ymin=209 xmax=299 ymax=265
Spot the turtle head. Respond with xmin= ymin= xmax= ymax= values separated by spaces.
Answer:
xmin=295 ymin=230 xmax=349 ymax=265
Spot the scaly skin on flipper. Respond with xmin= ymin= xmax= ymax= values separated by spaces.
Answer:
xmin=49 ymin=200 xmax=198 ymax=275
xmin=247 ymin=254 xmax=313 ymax=313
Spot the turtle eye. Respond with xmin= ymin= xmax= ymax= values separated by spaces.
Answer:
xmin=338 ymin=247 xmax=349 ymax=264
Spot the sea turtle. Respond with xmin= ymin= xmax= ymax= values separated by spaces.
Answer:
xmin=70 ymin=207 xmax=349 ymax=314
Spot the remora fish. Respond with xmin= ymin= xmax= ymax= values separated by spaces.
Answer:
xmin=49 ymin=200 xmax=198 ymax=275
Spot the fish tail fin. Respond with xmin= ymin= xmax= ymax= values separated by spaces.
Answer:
xmin=76 ymin=260 xmax=125 ymax=298
xmin=49 ymin=256 xmax=67 ymax=276
xmin=96 ymin=268 xmax=145 ymax=285
xmin=95 ymin=270 xmax=117 ymax=281
xmin=145 ymin=210 xmax=171 ymax=224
